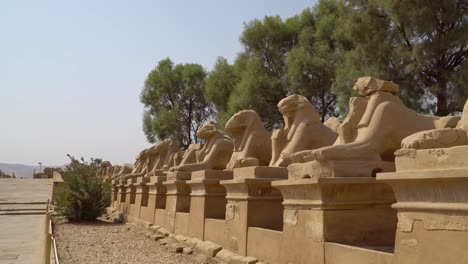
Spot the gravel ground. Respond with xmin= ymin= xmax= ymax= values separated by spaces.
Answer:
xmin=54 ymin=220 xmax=215 ymax=264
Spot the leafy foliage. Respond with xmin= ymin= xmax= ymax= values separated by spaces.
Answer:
xmin=141 ymin=58 xmax=214 ymax=147
xmin=141 ymin=0 xmax=468 ymax=140
xmin=205 ymin=57 xmax=240 ymax=126
xmin=56 ymin=155 xmax=110 ymax=221
xmin=333 ymin=0 xmax=468 ymax=115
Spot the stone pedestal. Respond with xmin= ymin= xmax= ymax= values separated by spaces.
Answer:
xmin=220 ymin=166 xmax=288 ymax=256
xmin=128 ymin=177 xmax=149 ymax=222
xmin=117 ymin=184 xmax=127 ymax=213
xmin=377 ymin=168 xmax=468 ymax=264
xmin=272 ymin=177 xmax=396 ymax=264
xmin=163 ymin=171 xmax=192 ymax=233
xmin=111 ymin=185 xmax=119 ymax=208
xmin=187 ymin=170 xmax=233 ymax=240
xmin=123 ymin=181 xmax=134 ymax=215
xmin=138 ymin=176 xmax=166 ymax=224
xmin=288 ymin=160 xmax=395 ymax=179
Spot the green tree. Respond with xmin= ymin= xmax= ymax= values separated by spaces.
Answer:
xmin=56 ymin=155 xmax=110 ymax=221
xmin=334 ymin=0 xmax=468 ymax=115
xmin=141 ymin=58 xmax=214 ymax=147
xmin=287 ymin=6 xmax=340 ymax=121
xmin=205 ymin=56 xmax=239 ymax=125
xmin=226 ymin=15 xmax=304 ymax=128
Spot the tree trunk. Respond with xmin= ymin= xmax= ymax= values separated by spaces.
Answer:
xmin=435 ymin=78 xmax=448 ymax=116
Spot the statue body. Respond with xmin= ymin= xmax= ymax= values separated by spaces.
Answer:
xmin=270 ymin=94 xmax=338 ymax=167
xmin=288 ymin=77 xmax=460 ymax=178
xmin=146 ymin=139 xmax=179 ymax=176
xmin=171 ymin=122 xmax=233 ymax=172
xmin=394 ymin=99 xmax=468 ymax=171
xmin=121 ymin=150 xmax=150 ymax=181
xmin=224 ymin=110 xmax=271 ymax=170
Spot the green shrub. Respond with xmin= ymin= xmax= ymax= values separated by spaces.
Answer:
xmin=56 ymin=155 xmax=111 ymax=221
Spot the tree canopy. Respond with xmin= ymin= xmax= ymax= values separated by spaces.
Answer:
xmin=140 ymin=58 xmax=213 ymax=147
xmin=141 ymin=0 xmax=468 ymax=144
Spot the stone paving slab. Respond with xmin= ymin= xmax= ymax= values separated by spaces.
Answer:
xmin=0 ymin=179 xmax=53 ymax=203
xmin=0 ymin=179 xmax=52 ymax=264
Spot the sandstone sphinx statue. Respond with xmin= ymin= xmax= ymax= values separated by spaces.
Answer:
xmin=174 ymin=144 xmax=202 ymax=168
xmin=170 ymin=122 xmax=233 ymax=172
xmin=287 ymin=77 xmax=460 ymax=178
xmin=146 ymin=139 xmax=180 ymax=176
xmin=393 ymin=99 xmax=468 ymax=171
xmin=270 ymin=94 xmax=338 ymax=167
xmin=112 ymin=164 xmax=134 ymax=181
xmin=97 ymin=161 xmax=112 ymax=178
xmin=224 ymin=110 xmax=271 ymax=170
xmin=120 ymin=149 xmax=151 ymax=182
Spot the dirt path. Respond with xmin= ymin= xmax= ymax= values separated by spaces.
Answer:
xmin=54 ymin=221 xmax=214 ymax=264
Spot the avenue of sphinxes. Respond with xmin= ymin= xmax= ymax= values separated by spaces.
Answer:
xmin=99 ymin=77 xmax=468 ymax=264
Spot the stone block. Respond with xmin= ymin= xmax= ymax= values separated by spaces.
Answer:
xmin=149 ymin=234 xmax=165 ymax=241
xmin=233 ymin=166 xmax=287 ymax=179
xmin=191 ymin=170 xmax=233 ymax=180
xmin=167 ymin=171 xmax=192 ymax=181
xmin=395 ymin=145 xmax=468 ymax=172
xmin=288 ymin=160 xmax=395 ymax=179
xmin=195 ymin=240 xmax=223 ymax=257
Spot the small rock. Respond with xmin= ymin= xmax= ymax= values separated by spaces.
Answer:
xmin=186 ymin=237 xmax=202 ymax=247
xmin=174 ymin=245 xmax=184 ymax=253
xmin=195 ymin=241 xmax=222 ymax=257
xmin=158 ymin=228 xmax=170 ymax=236
xmin=174 ymin=235 xmax=188 ymax=242
xmin=215 ymin=249 xmax=235 ymax=263
xmin=182 ymin=247 xmax=193 ymax=255
xmin=159 ymin=238 xmax=171 ymax=246
xmin=149 ymin=234 xmax=165 ymax=241
xmin=112 ymin=212 xmax=124 ymax=223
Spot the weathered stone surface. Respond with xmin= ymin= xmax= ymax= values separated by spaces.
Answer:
xmin=215 ymin=249 xmax=258 ymax=264
xmin=233 ymin=166 xmax=287 ymax=180
xmin=378 ymin=168 xmax=468 ymax=264
xmin=112 ymin=212 xmax=124 ymax=223
xmin=182 ymin=247 xmax=193 ymax=255
xmin=149 ymin=234 xmax=165 ymax=241
xmin=396 ymin=99 xmax=468 ymax=171
xmin=288 ymin=160 xmax=395 ymax=179
xmin=395 ymin=145 xmax=468 ymax=171
xmin=171 ymin=122 xmax=233 ymax=172
xmin=401 ymin=128 xmax=468 ymax=150
xmin=146 ymin=139 xmax=180 ymax=175
xmin=286 ymin=77 xmax=460 ymax=178
xmin=195 ymin=240 xmax=222 ymax=257
xmin=270 ymin=94 xmax=337 ymax=167
xmin=353 ymin=76 xmax=400 ymax=95
xmin=224 ymin=110 xmax=272 ymax=170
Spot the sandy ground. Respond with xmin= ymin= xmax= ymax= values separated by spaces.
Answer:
xmin=54 ymin=221 xmax=214 ymax=264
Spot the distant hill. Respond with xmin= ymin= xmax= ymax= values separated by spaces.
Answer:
xmin=0 ymin=163 xmax=63 ymax=179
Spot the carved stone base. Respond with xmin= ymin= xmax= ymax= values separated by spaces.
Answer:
xmin=395 ymin=145 xmax=468 ymax=172
xmin=272 ymin=177 xmax=396 ymax=264
xmin=167 ymin=171 xmax=192 ymax=181
xmin=163 ymin=180 xmax=191 ymax=233
xmin=233 ymin=166 xmax=287 ymax=179
xmin=129 ymin=184 xmax=143 ymax=218
xmin=220 ymin=166 xmax=287 ymax=256
xmin=288 ymin=160 xmax=395 ymax=179
xmin=378 ymin=168 xmax=468 ymax=264
xmin=187 ymin=170 xmax=233 ymax=240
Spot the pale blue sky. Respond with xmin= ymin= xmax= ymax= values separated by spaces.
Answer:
xmin=0 ymin=0 xmax=315 ymax=166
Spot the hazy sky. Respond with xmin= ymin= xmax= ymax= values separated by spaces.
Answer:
xmin=0 ymin=0 xmax=315 ymax=166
